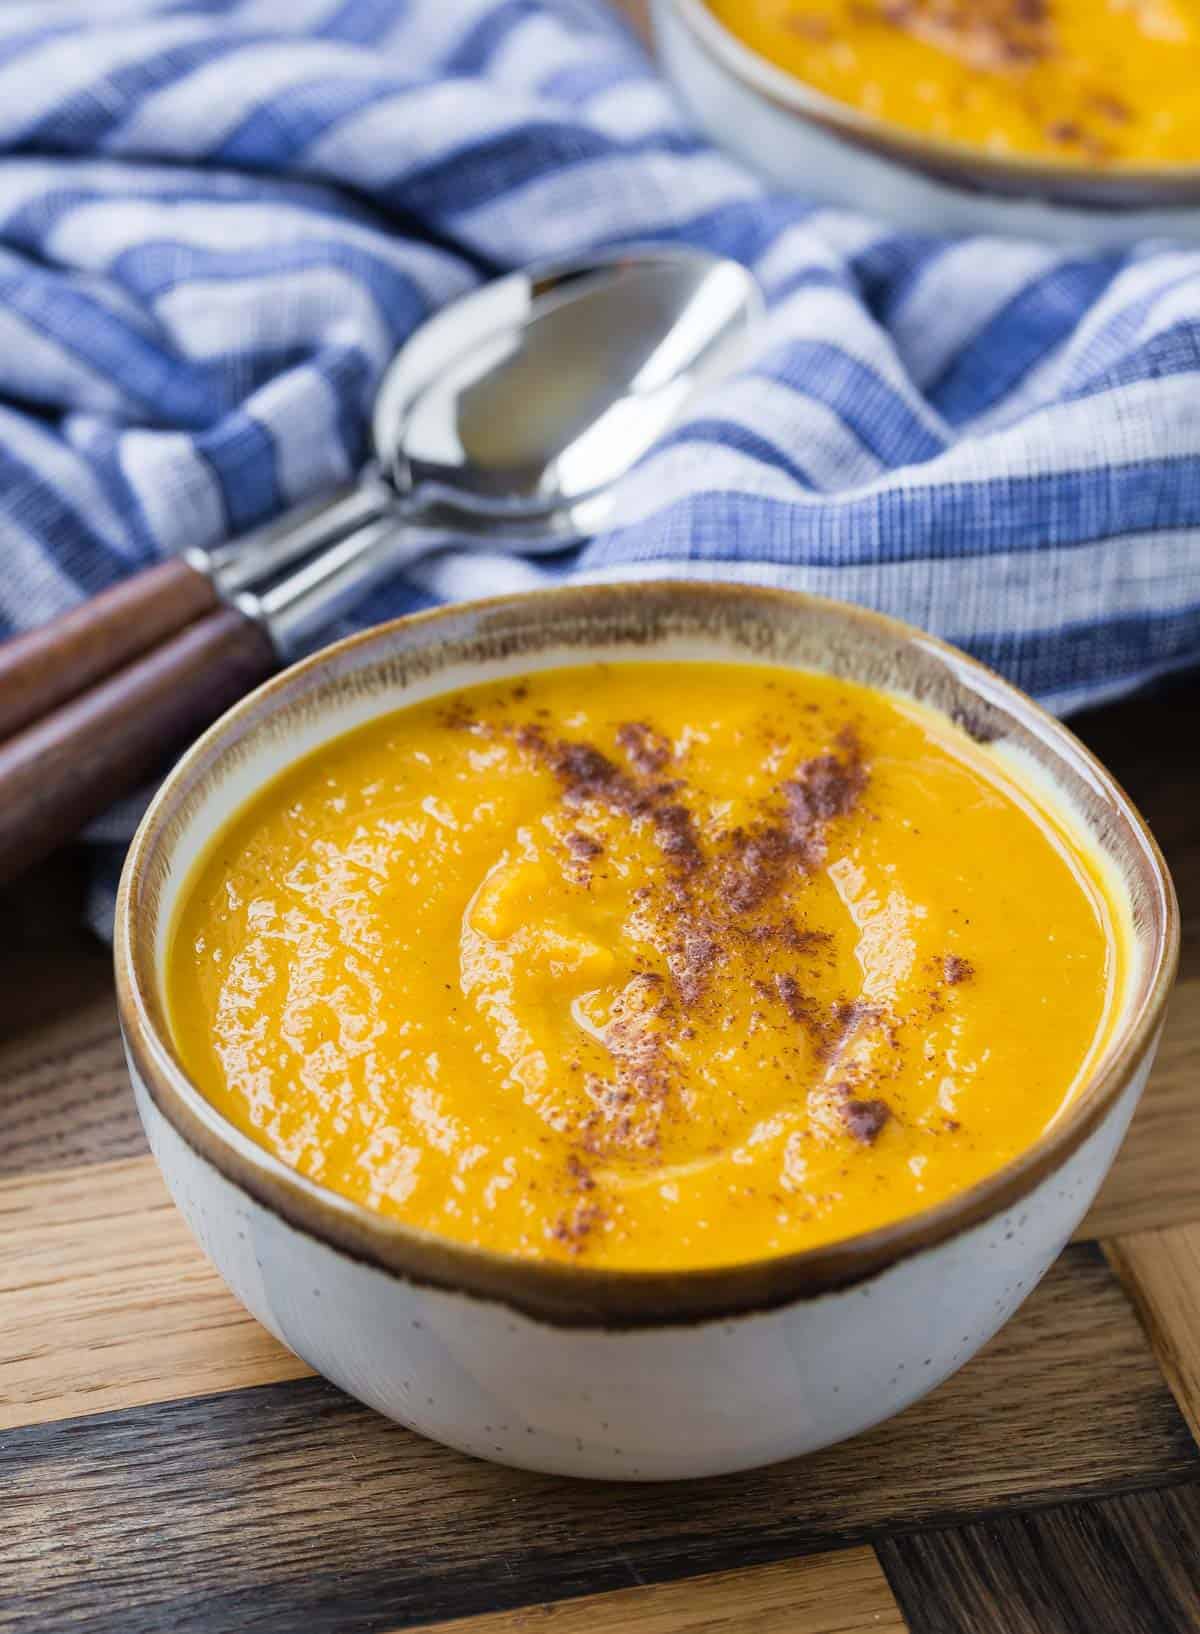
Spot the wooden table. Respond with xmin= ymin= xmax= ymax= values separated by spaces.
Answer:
xmin=1 ymin=672 xmax=1198 ymax=1634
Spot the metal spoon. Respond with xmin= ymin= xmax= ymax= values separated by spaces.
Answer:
xmin=209 ymin=245 xmax=762 ymax=656
xmin=0 ymin=247 xmax=758 ymax=745
xmin=0 ymin=246 xmax=762 ymax=882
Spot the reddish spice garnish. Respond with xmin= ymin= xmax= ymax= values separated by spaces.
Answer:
xmin=566 ymin=1153 xmax=596 ymax=1191
xmin=784 ymin=11 xmax=833 ymax=40
xmin=774 ymin=972 xmax=808 ymax=1022
xmin=782 ymin=730 xmax=869 ymax=829
xmin=520 ymin=729 xmax=702 ymax=875
xmin=581 ymin=972 xmax=675 ymax=1153
xmin=779 ymin=989 xmax=889 ymax=1060
xmin=872 ymin=0 xmax=1050 ymax=67
xmin=505 ymin=708 xmax=885 ymax=1215
xmin=840 ymin=1097 xmax=893 ymax=1144
xmin=716 ymin=731 xmax=869 ymax=913
xmin=1047 ymin=119 xmax=1083 ymax=146
xmin=616 ymin=721 xmax=673 ymax=776
xmin=439 ymin=698 xmax=477 ymax=731
xmin=551 ymin=1200 xmax=606 ymax=1253
xmin=832 ymin=998 xmax=883 ymax=1034
xmin=716 ymin=826 xmax=790 ymax=913
xmin=773 ymin=975 xmax=840 ymax=1048
xmin=670 ymin=926 xmax=720 ymax=1007
xmin=876 ymin=0 xmax=1052 ymax=68
xmin=1091 ymin=92 xmax=1130 ymax=124
xmin=654 ymin=802 xmax=703 ymax=874
xmin=550 ymin=738 xmax=630 ymax=802
xmin=739 ymin=920 xmax=832 ymax=955
xmin=943 ymin=954 xmax=975 ymax=985
xmin=565 ymin=830 xmax=602 ymax=862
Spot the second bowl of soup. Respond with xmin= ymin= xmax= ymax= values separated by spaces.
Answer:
xmin=655 ymin=0 xmax=1200 ymax=243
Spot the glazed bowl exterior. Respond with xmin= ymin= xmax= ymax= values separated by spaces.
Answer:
xmin=115 ymin=583 xmax=1177 ymax=1480
xmin=654 ymin=0 xmax=1200 ymax=247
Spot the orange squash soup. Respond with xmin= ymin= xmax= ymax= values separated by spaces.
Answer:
xmin=707 ymin=0 xmax=1200 ymax=167
xmin=167 ymin=663 xmax=1124 ymax=1271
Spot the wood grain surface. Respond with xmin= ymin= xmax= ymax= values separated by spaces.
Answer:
xmin=414 ymin=1549 xmax=906 ymax=1634
xmin=0 ymin=1157 xmax=310 ymax=1430
xmin=2 ymin=1263 xmax=1192 ymax=1634
xmin=1108 ymin=1225 xmax=1200 ymax=1444
xmin=878 ymin=1484 xmax=1200 ymax=1634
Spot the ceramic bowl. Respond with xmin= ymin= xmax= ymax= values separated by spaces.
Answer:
xmin=653 ymin=0 xmax=1200 ymax=247
xmin=115 ymin=583 xmax=1177 ymax=1480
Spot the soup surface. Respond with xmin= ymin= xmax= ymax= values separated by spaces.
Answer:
xmin=168 ymin=663 xmax=1122 ymax=1271
xmin=707 ymin=0 xmax=1200 ymax=167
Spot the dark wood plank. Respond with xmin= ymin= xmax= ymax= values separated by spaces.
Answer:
xmin=1069 ymin=674 xmax=1200 ymax=1239
xmin=878 ymin=1482 xmax=1200 ymax=1634
xmin=0 ymin=857 xmax=143 ymax=1176
xmin=0 ymin=1245 xmax=1192 ymax=1634
xmin=0 ymin=1008 xmax=142 ymax=1180
xmin=0 ymin=852 xmax=100 ymax=1032
xmin=1073 ymin=673 xmax=1200 ymax=972
xmin=1079 ymin=977 xmax=1200 ymax=1240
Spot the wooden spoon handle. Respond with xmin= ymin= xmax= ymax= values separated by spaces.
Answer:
xmin=0 ymin=557 xmax=219 ymax=743
xmin=0 ymin=607 xmax=275 ymax=886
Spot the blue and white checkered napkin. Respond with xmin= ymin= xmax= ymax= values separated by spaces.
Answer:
xmin=3 ymin=0 xmax=1200 ymax=736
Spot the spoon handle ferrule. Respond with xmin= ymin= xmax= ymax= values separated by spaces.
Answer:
xmin=243 ymin=516 xmax=446 ymax=660
xmin=203 ymin=471 xmax=394 ymax=599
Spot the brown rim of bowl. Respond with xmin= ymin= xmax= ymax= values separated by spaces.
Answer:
xmin=115 ymin=582 xmax=1179 ymax=1331
xmin=664 ymin=0 xmax=1200 ymax=208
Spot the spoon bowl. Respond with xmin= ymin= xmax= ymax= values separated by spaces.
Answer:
xmin=250 ymin=245 xmax=762 ymax=653
xmin=382 ymin=250 xmax=762 ymax=522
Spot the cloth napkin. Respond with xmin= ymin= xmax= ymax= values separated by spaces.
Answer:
xmin=3 ymin=0 xmax=1200 ymax=927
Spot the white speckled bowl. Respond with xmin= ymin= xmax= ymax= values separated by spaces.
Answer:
xmin=115 ymin=584 xmax=1177 ymax=1480
xmin=654 ymin=0 xmax=1200 ymax=246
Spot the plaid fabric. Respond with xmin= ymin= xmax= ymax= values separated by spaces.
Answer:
xmin=3 ymin=0 xmax=1199 ymax=735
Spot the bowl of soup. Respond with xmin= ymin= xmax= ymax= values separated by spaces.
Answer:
xmin=654 ymin=0 xmax=1200 ymax=244
xmin=115 ymin=583 xmax=1177 ymax=1479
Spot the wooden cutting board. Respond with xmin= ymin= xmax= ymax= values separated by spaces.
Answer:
xmin=2 ymin=675 xmax=1198 ymax=1634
